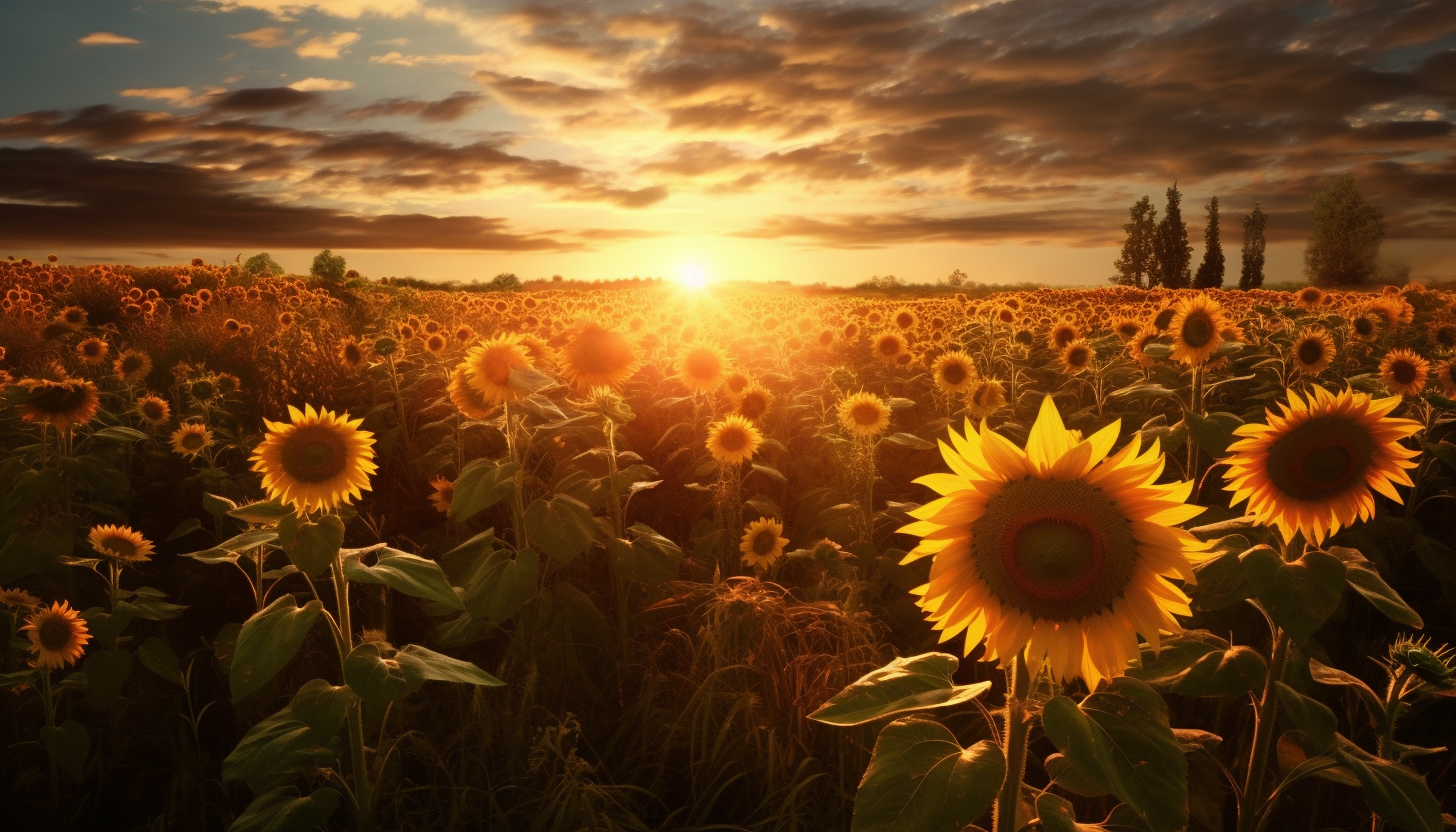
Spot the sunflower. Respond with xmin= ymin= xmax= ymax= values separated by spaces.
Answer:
xmin=21 ymin=601 xmax=91 ymax=669
xmin=77 ymin=337 xmax=109 ymax=365
xmin=15 ymin=378 xmax=100 ymax=431
xmin=898 ymin=395 xmax=1209 ymax=687
xmin=965 ymin=379 xmax=1006 ymax=419
xmin=429 ymin=476 xmax=454 ymax=515
xmin=740 ymin=518 xmax=789 ymax=570
xmin=170 ymin=422 xmax=213 ymax=458
xmin=338 ymin=338 xmax=366 ymax=370
xmin=250 ymin=404 xmax=378 ymax=512
xmin=1351 ymin=313 xmax=1379 ymax=341
xmin=735 ymin=384 xmax=774 ymax=421
xmin=1114 ymin=318 xmax=1143 ymax=340
xmin=113 ymin=349 xmax=152 ymax=383
xmin=1059 ymin=339 xmax=1095 ymax=375
xmin=558 ymin=322 xmax=639 ymax=391
xmin=1223 ymin=387 xmax=1421 ymax=544
xmin=136 ymin=394 xmax=171 ymax=425
xmin=838 ymin=391 xmax=891 ymax=438
xmin=1435 ymin=359 xmax=1456 ymax=397
xmin=1168 ymin=294 xmax=1226 ymax=366
xmin=1290 ymin=326 xmax=1335 ymax=376
xmin=706 ymin=415 xmax=762 ymax=465
xmin=892 ymin=307 xmax=918 ymax=330
xmin=678 ymin=344 xmax=728 ymax=393
xmin=449 ymin=364 xmax=496 ymax=420
xmin=1379 ymin=348 xmax=1429 ymax=397
xmin=1128 ymin=326 xmax=1162 ymax=368
xmin=1048 ymin=323 xmax=1079 ymax=350
xmin=0 ymin=587 xmax=40 ymax=609
xmin=89 ymin=524 xmax=155 ymax=563
xmin=870 ymin=332 xmax=907 ymax=365
xmin=1294 ymin=286 xmax=1325 ymax=310
xmin=424 ymin=333 xmax=448 ymax=355
xmin=464 ymin=335 xmax=533 ymax=404
xmin=932 ymin=350 xmax=976 ymax=394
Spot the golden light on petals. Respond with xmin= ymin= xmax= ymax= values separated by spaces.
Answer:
xmin=1378 ymin=348 xmax=1429 ymax=397
xmin=678 ymin=344 xmax=728 ymax=393
xmin=1290 ymin=326 xmax=1335 ymax=376
xmin=89 ymin=524 xmax=155 ymax=563
xmin=557 ymin=322 xmax=639 ymax=391
xmin=16 ymin=378 xmax=100 ymax=431
xmin=837 ymin=391 xmax=891 ymax=437
xmin=1168 ymin=293 xmax=1226 ymax=366
xmin=931 ymin=350 xmax=976 ymax=394
xmin=249 ymin=404 xmax=378 ymax=512
xmin=464 ymin=334 xmax=532 ymax=404
xmin=170 ymin=422 xmax=213 ymax=458
xmin=740 ymin=517 xmax=789 ymax=569
xmin=22 ymin=601 xmax=91 ymax=669
xmin=706 ymin=414 xmax=762 ymax=465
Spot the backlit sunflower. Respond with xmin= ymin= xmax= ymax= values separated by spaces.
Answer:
xmin=21 ymin=601 xmax=91 ymax=669
xmin=429 ymin=476 xmax=454 ymax=515
xmin=1223 ymin=387 xmax=1421 ymax=544
xmin=170 ymin=422 xmax=213 ymax=458
xmin=1048 ymin=323 xmax=1079 ymax=350
xmin=77 ymin=337 xmax=109 ymax=365
xmin=113 ymin=349 xmax=151 ymax=383
xmin=898 ymin=395 xmax=1210 ymax=687
xmin=1379 ymin=348 xmax=1429 ymax=397
xmin=1059 ymin=339 xmax=1095 ymax=375
xmin=740 ymin=518 xmax=789 ymax=570
xmin=1294 ymin=286 xmax=1325 ymax=310
xmin=1290 ymin=326 xmax=1335 ymax=376
xmin=449 ymin=364 xmax=495 ymax=420
xmin=15 ymin=378 xmax=100 ymax=431
xmin=465 ymin=334 xmax=533 ymax=404
xmin=250 ymin=404 xmax=377 ymax=512
xmin=424 ymin=333 xmax=448 ymax=355
xmin=89 ymin=524 xmax=155 ymax=563
xmin=1168 ymin=294 xmax=1226 ymax=366
xmin=965 ymin=379 xmax=1006 ymax=419
xmin=678 ymin=344 xmax=728 ymax=393
xmin=136 ymin=394 xmax=171 ymax=425
xmin=1114 ymin=318 xmax=1143 ymax=340
xmin=892 ymin=307 xmax=918 ymax=330
xmin=931 ymin=350 xmax=976 ymax=394
xmin=706 ymin=415 xmax=762 ymax=466
xmin=735 ymin=384 xmax=774 ymax=421
xmin=558 ymin=322 xmax=639 ymax=391
xmin=338 ymin=338 xmax=366 ymax=370
xmin=1435 ymin=359 xmax=1456 ymax=397
xmin=870 ymin=332 xmax=907 ymax=365
xmin=838 ymin=391 xmax=891 ymax=438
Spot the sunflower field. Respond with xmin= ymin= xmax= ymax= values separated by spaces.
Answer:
xmin=2 ymin=258 xmax=1455 ymax=832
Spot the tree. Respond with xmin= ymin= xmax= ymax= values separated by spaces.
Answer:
xmin=947 ymin=268 xmax=968 ymax=287
xmin=242 ymin=252 xmax=284 ymax=277
xmin=1238 ymin=203 xmax=1267 ymax=290
xmin=310 ymin=249 xmax=347 ymax=283
xmin=1153 ymin=183 xmax=1192 ymax=289
xmin=1193 ymin=196 xmax=1224 ymax=289
xmin=1304 ymin=174 xmax=1384 ymax=286
xmin=1111 ymin=196 xmax=1158 ymax=288
xmin=488 ymin=272 xmax=521 ymax=292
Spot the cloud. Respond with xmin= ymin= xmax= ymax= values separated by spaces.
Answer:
xmin=79 ymin=32 xmax=140 ymax=45
xmin=229 ymin=27 xmax=292 ymax=48
xmin=735 ymin=208 xmax=1120 ymax=248
xmin=118 ymin=88 xmax=199 ymax=106
xmin=342 ymin=91 xmax=487 ymax=122
xmin=196 ymin=0 xmax=419 ymax=19
xmin=296 ymin=32 xmax=360 ymax=59
xmin=289 ymin=78 xmax=357 ymax=91
xmin=206 ymin=87 xmax=324 ymax=113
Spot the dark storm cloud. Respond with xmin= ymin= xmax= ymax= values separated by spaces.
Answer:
xmin=735 ymin=207 xmax=1118 ymax=247
xmin=342 ymin=91 xmax=488 ymax=122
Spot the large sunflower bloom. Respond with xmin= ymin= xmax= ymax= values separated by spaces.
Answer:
xmin=837 ymin=391 xmax=891 ymax=437
xmin=250 ymin=404 xmax=377 ymax=512
xmin=740 ymin=518 xmax=789 ymax=570
xmin=899 ymin=395 xmax=1210 ymax=687
xmin=1378 ymin=348 xmax=1429 ymax=397
xmin=557 ymin=322 xmax=639 ymax=391
xmin=89 ymin=524 xmax=155 ymax=563
xmin=1168 ymin=294 xmax=1226 ymax=366
xmin=15 ymin=378 xmax=100 ymax=431
xmin=1223 ymin=387 xmax=1421 ymax=544
xmin=706 ymin=415 xmax=762 ymax=465
xmin=22 ymin=601 xmax=91 ymax=669
xmin=464 ymin=334 xmax=533 ymax=404
xmin=678 ymin=344 xmax=728 ymax=393
xmin=448 ymin=364 xmax=495 ymax=420
xmin=931 ymin=350 xmax=976 ymax=394
xmin=965 ymin=379 xmax=1006 ymax=419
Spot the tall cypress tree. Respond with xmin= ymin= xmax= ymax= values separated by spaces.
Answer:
xmin=1193 ymin=196 xmax=1224 ymax=289
xmin=1111 ymin=195 xmax=1158 ymax=288
xmin=1239 ymin=203 xmax=1268 ymax=290
xmin=1153 ymin=183 xmax=1192 ymax=289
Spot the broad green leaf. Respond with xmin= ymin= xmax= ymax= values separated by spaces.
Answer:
xmin=117 ymin=590 xmax=189 ymax=621
xmin=223 ymin=679 xmax=355 ymax=793
xmin=91 ymin=425 xmax=148 ymax=443
xmin=343 ymin=549 xmax=463 ymax=611
xmin=1187 ymin=548 xmax=1252 ymax=611
xmin=524 ymin=494 xmax=597 ymax=564
xmin=166 ymin=517 xmax=204 ymax=542
xmin=463 ymin=547 xmax=539 ymax=623
xmin=882 ymin=432 xmax=935 ymax=450
xmin=852 ymin=716 xmax=1005 ymax=832
xmin=1184 ymin=410 xmax=1242 ymax=458
xmin=227 ymin=786 xmax=339 ymax=832
xmin=1276 ymin=682 xmax=1338 ymax=753
xmin=228 ymin=498 xmax=296 ymax=525
xmin=450 ymin=458 xmax=519 ymax=521
xmin=231 ymin=594 xmax=323 ymax=702
xmin=1109 ymin=380 xmax=1175 ymax=400
xmin=344 ymin=642 xmax=420 ymax=704
xmin=277 ymin=514 xmax=343 ymax=578
xmin=810 ymin=653 xmax=992 ymax=727
xmin=1129 ymin=630 xmax=1266 ymax=697
xmin=1045 ymin=752 xmax=1109 ymax=797
xmin=1323 ymin=546 xmax=1422 ymax=628
xmin=1036 ymin=792 xmax=1102 ymax=832
xmin=181 ymin=528 xmax=279 ymax=564
xmin=1334 ymin=736 xmax=1444 ymax=832
xmin=1240 ymin=545 xmax=1345 ymax=644
xmin=608 ymin=523 xmax=683 ymax=586
xmin=41 ymin=719 xmax=89 ymax=781
xmin=395 ymin=644 xmax=503 ymax=687
xmin=137 ymin=637 xmax=184 ymax=685
xmin=1042 ymin=677 xmax=1187 ymax=832
xmin=1308 ymin=658 xmax=1385 ymax=727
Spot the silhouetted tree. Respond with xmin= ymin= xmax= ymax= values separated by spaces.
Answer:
xmin=310 ymin=249 xmax=347 ymax=283
xmin=488 ymin=272 xmax=522 ymax=291
xmin=242 ymin=252 xmax=284 ymax=277
xmin=1112 ymin=196 xmax=1158 ymax=288
xmin=1193 ymin=196 xmax=1224 ymax=289
xmin=947 ymin=268 xmax=967 ymax=286
xmin=1239 ymin=203 xmax=1268 ymax=290
xmin=1153 ymin=183 xmax=1192 ymax=289
xmin=1304 ymin=174 xmax=1384 ymax=286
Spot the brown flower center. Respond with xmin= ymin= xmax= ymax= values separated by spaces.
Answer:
xmin=1390 ymin=360 xmax=1417 ymax=386
xmin=752 ymin=529 xmax=777 ymax=556
xmin=39 ymin=617 xmax=73 ymax=651
xmin=941 ymin=362 xmax=967 ymax=385
xmin=1266 ymin=416 xmax=1375 ymax=501
xmin=1297 ymin=339 xmax=1325 ymax=366
xmin=1180 ymin=312 xmax=1215 ymax=348
xmin=717 ymin=428 xmax=747 ymax=452
xmin=281 ymin=425 xmax=349 ymax=483
xmin=851 ymin=402 xmax=882 ymax=425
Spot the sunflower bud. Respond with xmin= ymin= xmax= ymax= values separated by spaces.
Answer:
xmin=1388 ymin=635 xmax=1456 ymax=688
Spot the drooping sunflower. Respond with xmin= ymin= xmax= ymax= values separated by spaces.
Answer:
xmin=1379 ymin=348 xmax=1429 ymax=397
xmin=1113 ymin=318 xmax=1143 ymax=340
xmin=113 ymin=349 xmax=152 ymax=383
xmin=15 ymin=378 xmax=100 ymax=431
xmin=740 ymin=518 xmax=789 ymax=570
xmin=899 ymin=395 xmax=1210 ymax=687
xmin=1290 ymin=326 xmax=1335 ymax=376
xmin=870 ymin=332 xmax=907 ymax=365
xmin=1168 ymin=294 xmax=1226 ymax=366
xmin=0 ymin=586 xmax=41 ymax=609
xmin=678 ymin=343 xmax=728 ymax=393
xmin=464 ymin=334 xmax=533 ymax=404
xmin=429 ymin=476 xmax=454 ymax=515
xmin=706 ymin=415 xmax=762 ymax=466
xmin=170 ymin=422 xmax=213 ymax=458
xmin=558 ymin=322 xmax=639 ymax=391
xmin=1223 ymin=387 xmax=1421 ymax=544
xmin=1048 ymin=322 xmax=1079 ymax=351
xmin=448 ymin=363 xmax=495 ymax=420
xmin=838 ymin=391 xmax=891 ymax=438
xmin=1059 ymin=339 xmax=1095 ymax=375
xmin=250 ymin=404 xmax=378 ymax=512
xmin=21 ymin=601 xmax=91 ymax=669
xmin=135 ymin=394 xmax=171 ymax=425
xmin=965 ymin=379 xmax=1006 ymax=419
xmin=931 ymin=350 xmax=976 ymax=394
xmin=89 ymin=524 xmax=155 ymax=563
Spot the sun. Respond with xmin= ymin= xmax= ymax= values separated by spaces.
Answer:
xmin=676 ymin=262 xmax=710 ymax=290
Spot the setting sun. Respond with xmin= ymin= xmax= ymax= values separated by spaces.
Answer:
xmin=676 ymin=262 xmax=710 ymax=290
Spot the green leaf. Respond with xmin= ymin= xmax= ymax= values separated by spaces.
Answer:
xmin=1036 ymin=792 xmax=1102 ymax=832
xmin=1108 ymin=381 xmax=1175 ymax=400
xmin=181 ymin=528 xmax=279 ymax=564
xmin=231 ymin=594 xmax=323 ymax=702
xmin=1240 ymin=545 xmax=1346 ymax=644
xmin=227 ymin=786 xmax=339 ymax=832
xmin=1334 ymin=736 xmax=1444 ymax=832
xmin=223 ymin=679 xmax=355 ymax=793
xmin=1323 ymin=546 xmax=1423 ymax=628
xmin=524 ymin=494 xmax=597 ymax=564
xmin=166 ymin=517 xmax=204 ymax=542
xmin=1275 ymin=682 xmax=1338 ymax=753
xmin=41 ymin=719 xmax=89 ymax=781
xmin=137 ymin=637 xmax=184 ymax=685
xmin=810 ymin=653 xmax=992 ymax=727
xmin=395 ymin=644 xmax=504 ymax=687
xmin=343 ymin=549 xmax=463 ymax=611
xmin=1188 ymin=548 xmax=1252 ymax=611
xmin=882 ymin=432 xmax=936 ymax=450
xmin=463 ymin=547 xmax=539 ymax=623
xmin=1185 ymin=411 xmax=1241 ymax=458
xmin=228 ymin=499 xmax=296 ymax=525
xmin=1129 ymin=630 xmax=1266 ymax=697
xmin=1041 ymin=677 xmax=1187 ymax=832
xmin=851 ymin=716 xmax=1005 ymax=832
xmin=1307 ymin=658 xmax=1385 ymax=728
xmin=1045 ymin=752 xmax=1110 ymax=797
xmin=344 ymin=642 xmax=420 ymax=704
xmin=91 ymin=425 xmax=148 ymax=443
xmin=608 ymin=523 xmax=682 ymax=586
xmin=450 ymin=458 xmax=519 ymax=521
xmin=276 ymin=514 xmax=343 ymax=578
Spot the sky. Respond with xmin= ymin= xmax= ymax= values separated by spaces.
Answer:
xmin=1 ymin=0 xmax=1453 ymax=287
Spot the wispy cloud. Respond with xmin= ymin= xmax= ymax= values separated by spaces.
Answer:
xmin=288 ymin=78 xmax=357 ymax=91
xmin=296 ymin=31 xmax=360 ymax=60
xmin=79 ymin=32 xmax=140 ymax=46
xmin=229 ymin=27 xmax=292 ymax=48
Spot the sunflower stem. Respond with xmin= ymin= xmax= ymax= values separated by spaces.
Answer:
xmin=330 ymin=555 xmax=374 ymax=832
xmin=994 ymin=653 xmax=1032 ymax=832
xmin=1186 ymin=363 xmax=1204 ymax=481
xmin=1239 ymin=627 xmax=1289 ymax=832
